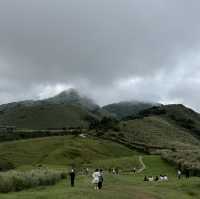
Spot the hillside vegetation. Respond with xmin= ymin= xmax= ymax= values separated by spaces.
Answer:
xmin=1 ymin=155 xmax=200 ymax=199
xmin=100 ymin=104 xmax=200 ymax=173
xmin=0 ymin=135 xmax=139 ymax=170
xmin=103 ymin=101 xmax=158 ymax=119
xmin=0 ymin=90 xmax=111 ymax=130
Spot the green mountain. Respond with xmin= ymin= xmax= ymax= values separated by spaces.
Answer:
xmin=0 ymin=89 xmax=108 ymax=130
xmin=99 ymin=104 xmax=200 ymax=172
xmin=102 ymin=101 xmax=160 ymax=119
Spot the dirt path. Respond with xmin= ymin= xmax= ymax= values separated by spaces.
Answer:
xmin=137 ymin=156 xmax=146 ymax=173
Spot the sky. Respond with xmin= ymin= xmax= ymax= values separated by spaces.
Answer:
xmin=0 ymin=0 xmax=200 ymax=111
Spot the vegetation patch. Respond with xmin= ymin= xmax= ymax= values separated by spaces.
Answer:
xmin=0 ymin=169 xmax=67 ymax=193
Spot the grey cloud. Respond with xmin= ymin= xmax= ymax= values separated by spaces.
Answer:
xmin=0 ymin=0 xmax=200 ymax=111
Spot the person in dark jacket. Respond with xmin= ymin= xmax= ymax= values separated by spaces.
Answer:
xmin=69 ymin=169 xmax=76 ymax=187
xmin=98 ymin=169 xmax=104 ymax=190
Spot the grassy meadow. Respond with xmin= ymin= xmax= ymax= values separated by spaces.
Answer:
xmin=0 ymin=135 xmax=139 ymax=169
xmin=0 ymin=155 xmax=199 ymax=199
xmin=0 ymin=135 xmax=199 ymax=198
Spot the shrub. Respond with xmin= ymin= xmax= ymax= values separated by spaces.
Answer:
xmin=0 ymin=169 xmax=67 ymax=193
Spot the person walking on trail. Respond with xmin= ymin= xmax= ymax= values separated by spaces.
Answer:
xmin=85 ymin=168 xmax=89 ymax=175
xmin=69 ymin=169 xmax=76 ymax=187
xmin=177 ymin=169 xmax=182 ymax=179
xmin=92 ymin=169 xmax=100 ymax=190
xmin=98 ymin=169 xmax=104 ymax=190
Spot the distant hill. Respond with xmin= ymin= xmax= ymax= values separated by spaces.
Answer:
xmin=0 ymin=89 xmax=110 ymax=130
xmin=137 ymin=104 xmax=200 ymax=139
xmin=99 ymin=104 xmax=200 ymax=172
xmin=103 ymin=101 xmax=160 ymax=119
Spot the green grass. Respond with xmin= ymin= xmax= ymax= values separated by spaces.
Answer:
xmin=91 ymin=156 xmax=140 ymax=170
xmin=120 ymin=116 xmax=199 ymax=148
xmin=0 ymin=155 xmax=199 ymax=199
xmin=0 ymin=135 xmax=139 ymax=169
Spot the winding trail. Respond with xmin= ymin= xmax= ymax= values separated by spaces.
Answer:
xmin=137 ymin=156 xmax=146 ymax=173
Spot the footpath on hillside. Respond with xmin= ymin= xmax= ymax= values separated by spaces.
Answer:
xmin=137 ymin=156 xmax=146 ymax=173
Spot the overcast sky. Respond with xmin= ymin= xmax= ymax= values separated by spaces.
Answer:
xmin=0 ymin=0 xmax=200 ymax=111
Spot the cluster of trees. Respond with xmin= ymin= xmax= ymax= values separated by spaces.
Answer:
xmin=89 ymin=117 xmax=119 ymax=131
xmin=0 ymin=129 xmax=82 ymax=143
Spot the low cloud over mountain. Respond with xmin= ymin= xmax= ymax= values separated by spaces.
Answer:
xmin=0 ymin=1 xmax=200 ymax=111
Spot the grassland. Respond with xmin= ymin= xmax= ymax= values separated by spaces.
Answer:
xmin=0 ymin=135 xmax=139 ymax=169
xmin=0 ymin=155 xmax=199 ymax=199
xmin=120 ymin=116 xmax=200 ymax=148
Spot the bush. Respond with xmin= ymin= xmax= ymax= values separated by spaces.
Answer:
xmin=0 ymin=169 xmax=67 ymax=193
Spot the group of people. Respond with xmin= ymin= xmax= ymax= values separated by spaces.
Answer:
xmin=69 ymin=168 xmax=104 ymax=190
xmin=144 ymin=175 xmax=168 ymax=182
xmin=69 ymin=167 xmax=190 ymax=189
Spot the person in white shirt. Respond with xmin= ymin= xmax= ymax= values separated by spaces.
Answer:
xmin=159 ymin=175 xmax=164 ymax=181
xmin=148 ymin=176 xmax=154 ymax=182
xmin=177 ymin=170 xmax=182 ymax=179
xmin=163 ymin=175 xmax=168 ymax=181
xmin=92 ymin=169 xmax=100 ymax=190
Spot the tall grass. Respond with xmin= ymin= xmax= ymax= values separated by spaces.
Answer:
xmin=0 ymin=169 xmax=67 ymax=193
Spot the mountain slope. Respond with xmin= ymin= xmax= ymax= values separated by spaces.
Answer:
xmin=100 ymin=104 xmax=200 ymax=172
xmin=0 ymin=135 xmax=138 ymax=169
xmin=0 ymin=89 xmax=107 ymax=129
xmin=103 ymin=101 xmax=159 ymax=119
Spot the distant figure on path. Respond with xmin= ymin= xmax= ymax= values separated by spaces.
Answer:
xmin=163 ymin=175 xmax=168 ymax=181
xmin=159 ymin=175 xmax=164 ymax=181
xmin=92 ymin=169 xmax=100 ymax=190
xmin=85 ymin=168 xmax=89 ymax=175
xmin=144 ymin=176 xmax=148 ymax=181
xmin=69 ymin=169 xmax=76 ymax=187
xmin=155 ymin=176 xmax=159 ymax=181
xmin=148 ymin=176 xmax=154 ymax=182
xmin=177 ymin=170 xmax=182 ymax=179
xmin=98 ymin=169 xmax=104 ymax=190
xmin=112 ymin=168 xmax=116 ymax=175
xmin=115 ymin=167 xmax=119 ymax=175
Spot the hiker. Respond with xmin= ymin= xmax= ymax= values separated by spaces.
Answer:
xmin=159 ymin=175 xmax=164 ymax=181
xmin=144 ymin=176 xmax=148 ymax=181
xmin=112 ymin=168 xmax=116 ymax=175
xmin=69 ymin=169 xmax=76 ymax=187
xmin=98 ymin=169 xmax=104 ymax=190
xmin=177 ymin=169 xmax=182 ymax=179
xmin=92 ymin=169 xmax=100 ymax=190
xmin=163 ymin=175 xmax=168 ymax=181
xmin=115 ymin=167 xmax=119 ymax=175
xmin=133 ymin=167 xmax=136 ymax=174
xmin=148 ymin=176 xmax=154 ymax=182
xmin=155 ymin=176 xmax=159 ymax=181
xmin=85 ymin=168 xmax=89 ymax=175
